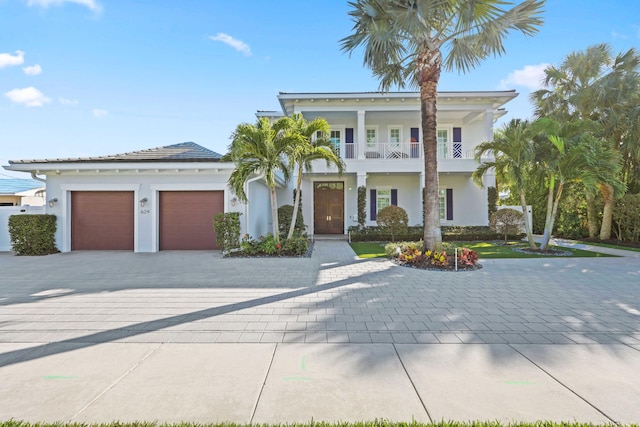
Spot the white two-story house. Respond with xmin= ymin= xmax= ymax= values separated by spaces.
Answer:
xmin=265 ymin=90 xmax=517 ymax=235
xmin=3 ymin=90 xmax=516 ymax=252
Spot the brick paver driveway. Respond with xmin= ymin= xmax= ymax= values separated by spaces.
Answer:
xmin=1 ymin=241 xmax=639 ymax=345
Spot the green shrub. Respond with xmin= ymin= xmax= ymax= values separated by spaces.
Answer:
xmin=238 ymin=233 xmax=309 ymax=256
xmin=349 ymin=225 xmax=423 ymax=242
xmin=613 ymin=193 xmax=640 ymax=242
xmin=357 ymin=186 xmax=367 ymax=228
xmin=213 ymin=212 xmax=242 ymax=252
xmin=376 ymin=205 xmax=409 ymax=242
xmin=8 ymin=214 xmax=58 ymax=256
xmin=348 ymin=225 xmax=520 ymax=242
xmin=278 ymin=205 xmax=305 ymax=237
xmin=490 ymin=208 xmax=524 ymax=242
xmin=487 ymin=186 xmax=498 ymax=219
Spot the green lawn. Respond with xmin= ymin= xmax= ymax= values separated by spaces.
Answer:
xmin=349 ymin=242 xmax=388 ymax=258
xmin=349 ymin=241 xmax=615 ymax=259
xmin=575 ymin=240 xmax=640 ymax=253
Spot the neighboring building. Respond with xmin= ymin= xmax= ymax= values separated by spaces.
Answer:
xmin=3 ymin=142 xmax=273 ymax=252
xmin=265 ymin=91 xmax=516 ymax=235
xmin=0 ymin=178 xmax=45 ymax=206
xmin=3 ymin=90 xmax=515 ymax=252
xmin=0 ymin=179 xmax=46 ymax=206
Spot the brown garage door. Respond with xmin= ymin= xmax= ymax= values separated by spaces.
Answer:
xmin=71 ymin=191 xmax=134 ymax=250
xmin=159 ymin=191 xmax=224 ymax=250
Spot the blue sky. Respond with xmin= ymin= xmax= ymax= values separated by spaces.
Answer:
xmin=2 ymin=0 xmax=639 ymax=178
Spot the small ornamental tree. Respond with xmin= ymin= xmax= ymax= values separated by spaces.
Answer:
xmin=376 ymin=205 xmax=408 ymax=242
xmin=490 ymin=208 xmax=524 ymax=242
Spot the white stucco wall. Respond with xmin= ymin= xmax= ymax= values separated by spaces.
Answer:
xmin=439 ymin=174 xmax=487 ymax=226
xmin=247 ymin=179 xmax=271 ymax=238
xmin=365 ymin=174 xmax=422 ymax=226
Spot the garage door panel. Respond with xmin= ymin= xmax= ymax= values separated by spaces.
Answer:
xmin=159 ymin=191 xmax=223 ymax=250
xmin=72 ymin=191 xmax=134 ymax=250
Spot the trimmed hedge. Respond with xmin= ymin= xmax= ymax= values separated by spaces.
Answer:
xmin=278 ymin=204 xmax=306 ymax=237
xmin=213 ymin=212 xmax=242 ymax=252
xmin=348 ymin=225 xmax=523 ymax=243
xmin=8 ymin=214 xmax=59 ymax=256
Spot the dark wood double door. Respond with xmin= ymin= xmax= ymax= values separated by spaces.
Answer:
xmin=314 ymin=182 xmax=344 ymax=234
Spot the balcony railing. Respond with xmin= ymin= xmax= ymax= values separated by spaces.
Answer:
xmin=342 ymin=142 xmax=477 ymax=160
xmin=362 ymin=142 xmax=422 ymax=159
xmin=437 ymin=143 xmax=475 ymax=160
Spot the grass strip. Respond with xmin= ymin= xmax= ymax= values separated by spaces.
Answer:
xmin=350 ymin=242 xmax=387 ymax=258
xmin=350 ymin=241 xmax=615 ymax=259
xmin=574 ymin=240 xmax=640 ymax=253
xmin=1 ymin=421 xmax=636 ymax=427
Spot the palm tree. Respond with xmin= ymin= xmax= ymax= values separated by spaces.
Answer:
xmin=531 ymin=44 xmax=640 ymax=240
xmin=533 ymin=119 xmax=623 ymax=250
xmin=473 ymin=119 xmax=537 ymax=249
xmin=341 ymin=0 xmax=545 ymax=251
xmin=284 ymin=113 xmax=345 ymax=240
xmin=227 ymin=117 xmax=292 ymax=243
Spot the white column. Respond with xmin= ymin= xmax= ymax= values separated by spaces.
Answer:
xmin=485 ymin=109 xmax=495 ymax=142
xmin=357 ymin=172 xmax=367 ymax=188
xmin=357 ymin=110 xmax=366 ymax=159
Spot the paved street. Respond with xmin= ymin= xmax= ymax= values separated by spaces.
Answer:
xmin=0 ymin=240 xmax=639 ymax=424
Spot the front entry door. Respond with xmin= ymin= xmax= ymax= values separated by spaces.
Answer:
xmin=314 ymin=182 xmax=344 ymax=234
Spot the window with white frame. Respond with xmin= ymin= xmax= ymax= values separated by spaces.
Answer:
xmin=377 ymin=189 xmax=391 ymax=212
xmin=437 ymin=129 xmax=449 ymax=159
xmin=366 ymin=128 xmax=377 ymax=148
xmin=439 ymin=189 xmax=446 ymax=219
xmin=389 ymin=127 xmax=401 ymax=143
xmin=329 ymin=130 xmax=341 ymax=153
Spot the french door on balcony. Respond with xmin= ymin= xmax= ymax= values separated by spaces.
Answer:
xmin=314 ymin=182 xmax=344 ymax=234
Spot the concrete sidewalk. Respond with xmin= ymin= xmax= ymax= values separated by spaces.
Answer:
xmin=1 ymin=241 xmax=639 ymax=424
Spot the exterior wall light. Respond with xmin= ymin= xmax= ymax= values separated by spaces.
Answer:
xmin=139 ymin=197 xmax=148 ymax=207
xmin=230 ymin=197 xmax=238 ymax=207
xmin=48 ymin=198 xmax=58 ymax=208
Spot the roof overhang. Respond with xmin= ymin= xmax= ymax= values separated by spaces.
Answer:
xmin=277 ymin=90 xmax=518 ymax=117
xmin=4 ymin=161 xmax=236 ymax=175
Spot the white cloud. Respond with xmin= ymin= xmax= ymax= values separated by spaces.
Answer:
xmin=499 ymin=63 xmax=550 ymax=91
xmin=611 ymin=30 xmax=627 ymax=40
xmin=5 ymin=86 xmax=51 ymax=107
xmin=27 ymin=0 xmax=102 ymax=13
xmin=92 ymin=108 xmax=108 ymax=118
xmin=209 ymin=33 xmax=252 ymax=57
xmin=0 ymin=50 xmax=25 ymax=68
xmin=59 ymin=97 xmax=79 ymax=105
xmin=23 ymin=64 xmax=43 ymax=75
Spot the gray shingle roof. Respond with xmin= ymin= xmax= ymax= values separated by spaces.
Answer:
xmin=0 ymin=179 xmax=45 ymax=195
xmin=9 ymin=142 xmax=223 ymax=164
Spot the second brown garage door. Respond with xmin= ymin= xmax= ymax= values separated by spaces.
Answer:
xmin=71 ymin=191 xmax=134 ymax=250
xmin=159 ymin=191 xmax=224 ymax=250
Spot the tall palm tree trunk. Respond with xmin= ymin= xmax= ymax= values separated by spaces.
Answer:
xmin=288 ymin=170 xmax=303 ymax=240
xmin=519 ymin=189 xmax=537 ymax=250
xmin=269 ymin=186 xmax=280 ymax=243
xmin=585 ymin=192 xmax=599 ymax=238
xmin=599 ymin=183 xmax=615 ymax=240
xmin=540 ymin=176 xmax=556 ymax=250
xmin=419 ymin=50 xmax=443 ymax=251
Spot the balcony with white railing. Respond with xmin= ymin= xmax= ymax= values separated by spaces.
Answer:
xmin=361 ymin=142 xmax=423 ymax=159
xmin=315 ymin=141 xmax=482 ymax=174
